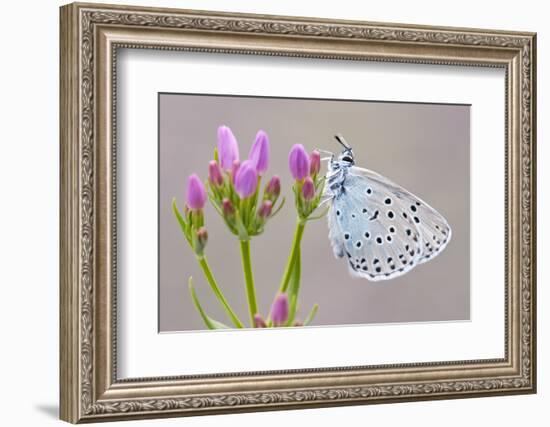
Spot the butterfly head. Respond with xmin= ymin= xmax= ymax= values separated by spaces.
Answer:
xmin=334 ymin=134 xmax=355 ymax=167
xmin=326 ymin=134 xmax=355 ymax=193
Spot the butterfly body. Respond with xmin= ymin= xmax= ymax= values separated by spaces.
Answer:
xmin=325 ymin=135 xmax=452 ymax=281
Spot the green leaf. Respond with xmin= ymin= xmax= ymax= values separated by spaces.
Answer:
xmin=213 ymin=146 xmax=219 ymax=162
xmin=188 ymin=277 xmax=230 ymax=330
xmin=172 ymin=198 xmax=191 ymax=244
xmin=270 ymin=197 xmax=286 ymax=218
xmin=303 ymin=304 xmax=319 ymax=326
xmin=172 ymin=198 xmax=186 ymax=228
xmin=209 ymin=197 xmax=224 ymax=217
xmin=206 ymin=181 xmax=221 ymax=204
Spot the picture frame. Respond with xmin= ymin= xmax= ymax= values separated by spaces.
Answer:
xmin=59 ymin=2 xmax=537 ymax=423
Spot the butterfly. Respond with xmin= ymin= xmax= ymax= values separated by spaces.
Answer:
xmin=323 ymin=135 xmax=452 ymax=281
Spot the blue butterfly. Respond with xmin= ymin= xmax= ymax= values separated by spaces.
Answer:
xmin=324 ymin=135 xmax=452 ymax=281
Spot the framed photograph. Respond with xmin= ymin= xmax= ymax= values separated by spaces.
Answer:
xmin=60 ymin=2 xmax=537 ymax=423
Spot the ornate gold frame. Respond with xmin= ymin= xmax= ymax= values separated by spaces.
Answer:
xmin=59 ymin=2 xmax=537 ymax=423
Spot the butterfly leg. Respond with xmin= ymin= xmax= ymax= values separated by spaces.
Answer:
xmin=316 ymin=149 xmax=333 ymax=157
xmin=318 ymin=194 xmax=335 ymax=208
xmin=316 ymin=149 xmax=334 ymax=163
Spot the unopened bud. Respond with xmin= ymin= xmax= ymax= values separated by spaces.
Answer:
xmin=310 ymin=150 xmax=321 ymax=176
xmin=258 ymin=200 xmax=273 ymax=219
xmin=208 ymin=160 xmax=223 ymax=187
xmin=234 ymin=160 xmax=258 ymax=199
xmin=254 ymin=314 xmax=267 ymax=328
xmin=186 ymin=174 xmax=207 ymax=210
xmin=301 ymin=176 xmax=315 ymax=201
xmin=288 ymin=144 xmax=310 ymax=181
xmin=271 ymin=293 xmax=289 ymax=327
xmin=197 ymin=227 xmax=208 ymax=245
xmin=264 ymin=175 xmax=281 ymax=202
xmin=222 ymin=198 xmax=235 ymax=217
xmin=195 ymin=227 xmax=208 ymax=254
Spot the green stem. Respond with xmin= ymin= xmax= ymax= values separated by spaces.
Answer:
xmin=279 ymin=220 xmax=306 ymax=293
xmin=239 ymin=240 xmax=258 ymax=325
xmin=197 ymin=256 xmax=244 ymax=328
xmin=286 ymin=247 xmax=301 ymax=326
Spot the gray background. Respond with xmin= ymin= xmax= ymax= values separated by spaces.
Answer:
xmin=159 ymin=94 xmax=470 ymax=332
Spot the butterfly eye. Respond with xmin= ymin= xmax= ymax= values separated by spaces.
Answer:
xmin=342 ymin=156 xmax=353 ymax=163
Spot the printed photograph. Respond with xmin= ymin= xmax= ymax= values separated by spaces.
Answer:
xmin=159 ymin=93 xmax=470 ymax=331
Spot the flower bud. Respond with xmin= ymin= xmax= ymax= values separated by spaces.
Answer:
xmin=271 ymin=293 xmax=289 ymax=326
xmin=258 ymin=200 xmax=273 ymax=219
xmin=302 ymin=176 xmax=315 ymax=201
xmin=217 ymin=125 xmax=239 ymax=171
xmin=186 ymin=174 xmax=206 ymax=210
xmin=288 ymin=144 xmax=310 ymax=181
xmin=248 ymin=130 xmax=270 ymax=175
xmin=195 ymin=227 xmax=208 ymax=255
xmin=231 ymin=159 xmax=241 ymax=183
xmin=222 ymin=198 xmax=235 ymax=217
xmin=234 ymin=160 xmax=258 ymax=199
xmin=197 ymin=227 xmax=208 ymax=245
xmin=254 ymin=314 xmax=267 ymax=328
xmin=208 ymin=160 xmax=223 ymax=187
xmin=264 ymin=175 xmax=281 ymax=201
xmin=310 ymin=150 xmax=321 ymax=176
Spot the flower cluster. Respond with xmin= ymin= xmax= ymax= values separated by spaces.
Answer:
xmin=174 ymin=126 xmax=322 ymax=330
xmin=288 ymin=144 xmax=324 ymax=221
xmin=208 ymin=126 xmax=284 ymax=240
xmin=172 ymin=174 xmax=208 ymax=257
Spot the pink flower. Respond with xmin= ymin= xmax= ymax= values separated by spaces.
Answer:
xmin=248 ymin=130 xmax=270 ymax=174
xmin=258 ymin=200 xmax=273 ymax=219
xmin=254 ymin=314 xmax=267 ymax=328
xmin=288 ymin=144 xmax=310 ymax=180
xmin=271 ymin=293 xmax=289 ymax=326
xmin=302 ymin=176 xmax=315 ymax=201
xmin=185 ymin=174 xmax=206 ymax=210
xmin=264 ymin=175 xmax=281 ymax=201
xmin=208 ymin=160 xmax=223 ymax=186
xmin=310 ymin=150 xmax=321 ymax=176
xmin=234 ymin=160 xmax=258 ymax=199
xmin=217 ymin=125 xmax=240 ymax=171
xmin=222 ymin=198 xmax=235 ymax=217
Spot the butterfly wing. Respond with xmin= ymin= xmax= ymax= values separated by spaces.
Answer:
xmin=328 ymin=166 xmax=452 ymax=281
xmin=351 ymin=166 xmax=453 ymax=264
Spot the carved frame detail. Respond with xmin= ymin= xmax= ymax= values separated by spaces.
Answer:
xmin=60 ymin=2 xmax=536 ymax=423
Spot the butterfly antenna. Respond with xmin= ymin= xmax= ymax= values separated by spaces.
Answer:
xmin=334 ymin=134 xmax=351 ymax=150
